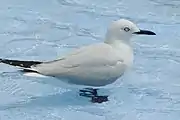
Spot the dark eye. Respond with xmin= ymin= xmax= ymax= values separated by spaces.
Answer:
xmin=124 ymin=27 xmax=130 ymax=32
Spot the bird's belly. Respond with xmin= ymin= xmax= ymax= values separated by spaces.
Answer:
xmin=57 ymin=64 xmax=127 ymax=87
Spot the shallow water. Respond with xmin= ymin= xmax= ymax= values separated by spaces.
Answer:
xmin=0 ymin=0 xmax=180 ymax=120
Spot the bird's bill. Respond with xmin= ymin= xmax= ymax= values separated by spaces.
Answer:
xmin=133 ymin=29 xmax=156 ymax=35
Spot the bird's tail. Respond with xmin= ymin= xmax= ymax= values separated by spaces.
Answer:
xmin=0 ymin=58 xmax=48 ymax=78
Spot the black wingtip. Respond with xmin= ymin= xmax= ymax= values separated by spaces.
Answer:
xmin=0 ymin=58 xmax=42 ymax=68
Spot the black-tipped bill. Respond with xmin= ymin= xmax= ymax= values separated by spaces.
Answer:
xmin=133 ymin=30 xmax=156 ymax=35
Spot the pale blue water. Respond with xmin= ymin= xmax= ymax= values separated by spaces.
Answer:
xmin=0 ymin=0 xmax=180 ymax=120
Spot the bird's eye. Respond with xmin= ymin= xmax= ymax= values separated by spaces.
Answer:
xmin=124 ymin=27 xmax=130 ymax=32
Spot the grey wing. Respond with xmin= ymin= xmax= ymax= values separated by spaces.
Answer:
xmin=32 ymin=43 xmax=125 ymax=78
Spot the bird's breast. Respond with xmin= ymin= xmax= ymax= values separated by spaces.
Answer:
xmin=113 ymin=47 xmax=134 ymax=68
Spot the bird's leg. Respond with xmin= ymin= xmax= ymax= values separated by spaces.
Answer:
xmin=79 ymin=88 xmax=109 ymax=103
xmin=79 ymin=88 xmax=98 ymax=97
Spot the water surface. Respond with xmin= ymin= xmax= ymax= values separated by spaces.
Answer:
xmin=0 ymin=0 xmax=180 ymax=120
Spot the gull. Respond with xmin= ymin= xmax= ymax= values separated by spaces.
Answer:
xmin=0 ymin=19 xmax=156 ymax=103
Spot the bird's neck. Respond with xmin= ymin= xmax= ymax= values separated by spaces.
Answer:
xmin=104 ymin=39 xmax=132 ymax=49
